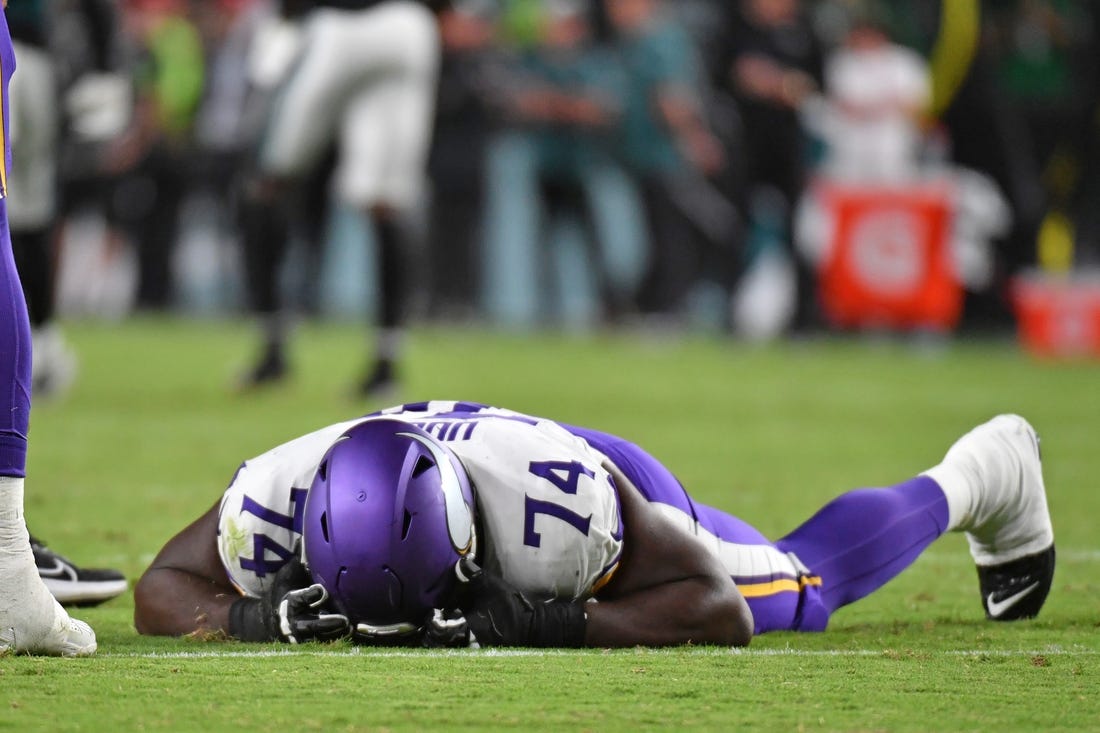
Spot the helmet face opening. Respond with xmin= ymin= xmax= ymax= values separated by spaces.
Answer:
xmin=302 ymin=420 xmax=477 ymax=629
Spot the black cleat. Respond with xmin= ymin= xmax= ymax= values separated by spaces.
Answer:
xmin=977 ymin=545 xmax=1056 ymax=620
xmin=235 ymin=347 xmax=288 ymax=392
xmin=357 ymin=358 xmax=397 ymax=400
xmin=31 ymin=536 xmax=128 ymax=607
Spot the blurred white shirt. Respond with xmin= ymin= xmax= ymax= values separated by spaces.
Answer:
xmin=819 ymin=42 xmax=930 ymax=183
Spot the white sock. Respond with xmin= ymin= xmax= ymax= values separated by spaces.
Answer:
xmin=0 ymin=476 xmax=27 ymax=529
xmin=921 ymin=463 xmax=974 ymax=533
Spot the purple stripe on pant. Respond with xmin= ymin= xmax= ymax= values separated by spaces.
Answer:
xmin=565 ymin=425 xmax=950 ymax=634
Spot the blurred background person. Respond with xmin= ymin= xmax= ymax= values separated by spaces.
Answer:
xmin=194 ymin=0 xmax=336 ymax=318
xmin=7 ymin=0 xmax=130 ymax=394
xmin=602 ymin=0 xmax=735 ymax=327
xmin=719 ymin=0 xmax=823 ymax=335
xmin=236 ymin=0 xmax=442 ymax=399
xmin=812 ymin=6 xmax=930 ymax=184
xmin=503 ymin=0 xmax=628 ymax=324
xmin=7 ymin=0 xmax=76 ymax=397
xmin=983 ymin=0 xmax=1100 ymax=274
xmin=424 ymin=0 xmax=502 ymax=321
xmin=110 ymin=0 xmax=205 ymax=311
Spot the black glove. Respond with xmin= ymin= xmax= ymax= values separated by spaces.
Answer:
xmin=421 ymin=608 xmax=477 ymax=649
xmin=228 ymin=556 xmax=350 ymax=643
xmin=453 ymin=557 xmax=586 ymax=648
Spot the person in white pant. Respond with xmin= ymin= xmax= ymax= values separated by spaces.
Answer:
xmin=237 ymin=0 xmax=442 ymax=399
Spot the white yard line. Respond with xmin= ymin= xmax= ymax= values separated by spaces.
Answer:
xmin=101 ymin=647 xmax=1100 ymax=660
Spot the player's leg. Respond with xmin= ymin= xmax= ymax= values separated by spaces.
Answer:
xmin=0 ymin=205 xmax=96 ymax=656
xmin=360 ymin=207 xmax=407 ymax=399
xmin=236 ymin=175 xmax=293 ymax=389
xmin=335 ymin=3 xmax=440 ymax=399
xmin=236 ymin=11 xmax=346 ymax=390
xmin=0 ymin=25 xmax=97 ymax=656
xmin=775 ymin=415 xmax=1054 ymax=622
xmin=772 ymin=476 xmax=947 ymax=623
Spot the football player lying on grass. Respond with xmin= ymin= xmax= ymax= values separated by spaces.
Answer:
xmin=135 ymin=402 xmax=1055 ymax=648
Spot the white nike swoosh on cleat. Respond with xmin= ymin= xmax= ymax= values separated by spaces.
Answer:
xmin=35 ymin=557 xmax=76 ymax=580
xmin=987 ymin=581 xmax=1040 ymax=618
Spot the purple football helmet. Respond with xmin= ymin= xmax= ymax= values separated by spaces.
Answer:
xmin=302 ymin=419 xmax=477 ymax=630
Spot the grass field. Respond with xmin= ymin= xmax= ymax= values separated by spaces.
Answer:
xmin=3 ymin=318 xmax=1099 ymax=731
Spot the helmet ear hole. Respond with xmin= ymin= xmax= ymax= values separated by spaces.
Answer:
xmin=412 ymin=455 xmax=435 ymax=478
xmin=401 ymin=508 xmax=414 ymax=540
xmin=320 ymin=511 xmax=330 ymax=543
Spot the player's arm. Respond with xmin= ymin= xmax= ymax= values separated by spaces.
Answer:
xmin=135 ymin=501 xmax=350 ymax=643
xmin=454 ymin=462 xmax=753 ymax=648
xmin=584 ymin=461 xmax=752 ymax=647
xmin=133 ymin=501 xmax=238 ymax=637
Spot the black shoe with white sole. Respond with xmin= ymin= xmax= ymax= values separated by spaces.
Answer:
xmin=977 ymin=545 xmax=1056 ymax=620
xmin=30 ymin=536 xmax=128 ymax=607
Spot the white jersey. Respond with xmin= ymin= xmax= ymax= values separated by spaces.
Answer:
xmin=217 ymin=402 xmax=623 ymax=603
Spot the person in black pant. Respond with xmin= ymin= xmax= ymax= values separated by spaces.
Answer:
xmin=423 ymin=2 xmax=500 ymax=321
xmin=717 ymin=0 xmax=823 ymax=332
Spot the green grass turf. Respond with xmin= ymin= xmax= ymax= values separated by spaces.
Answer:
xmin=3 ymin=318 xmax=1099 ymax=731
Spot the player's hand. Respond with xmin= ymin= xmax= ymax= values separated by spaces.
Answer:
xmin=277 ymin=582 xmax=351 ymax=644
xmin=453 ymin=558 xmax=587 ymax=648
xmin=453 ymin=557 xmax=536 ymax=646
xmin=228 ymin=556 xmax=350 ymax=643
xmin=421 ymin=608 xmax=479 ymax=649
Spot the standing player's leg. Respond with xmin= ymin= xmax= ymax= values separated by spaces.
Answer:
xmin=334 ymin=2 xmax=439 ymax=399
xmin=0 ymin=230 xmax=95 ymax=655
xmin=775 ymin=414 xmax=1054 ymax=624
xmin=236 ymin=174 xmax=293 ymax=388
xmin=0 ymin=171 xmax=96 ymax=657
xmin=0 ymin=12 xmax=97 ymax=655
xmin=236 ymin=10 xmax=345 ymax=390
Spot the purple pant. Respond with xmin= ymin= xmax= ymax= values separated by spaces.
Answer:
xmin=0 ymin=19 xmax=30 ymax=479
xmin=567 ymin=426 xmax=949 ymax=634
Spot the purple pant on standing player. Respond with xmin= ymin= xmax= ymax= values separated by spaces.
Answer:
xmin=0 ymin=19 xmax=32 ymax=481
xmin=567 ymin=426 xmax=951 ymax=634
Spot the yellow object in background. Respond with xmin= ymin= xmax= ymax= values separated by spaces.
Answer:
xmin=1037 ymin=210 xmax=1075 ymax=274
